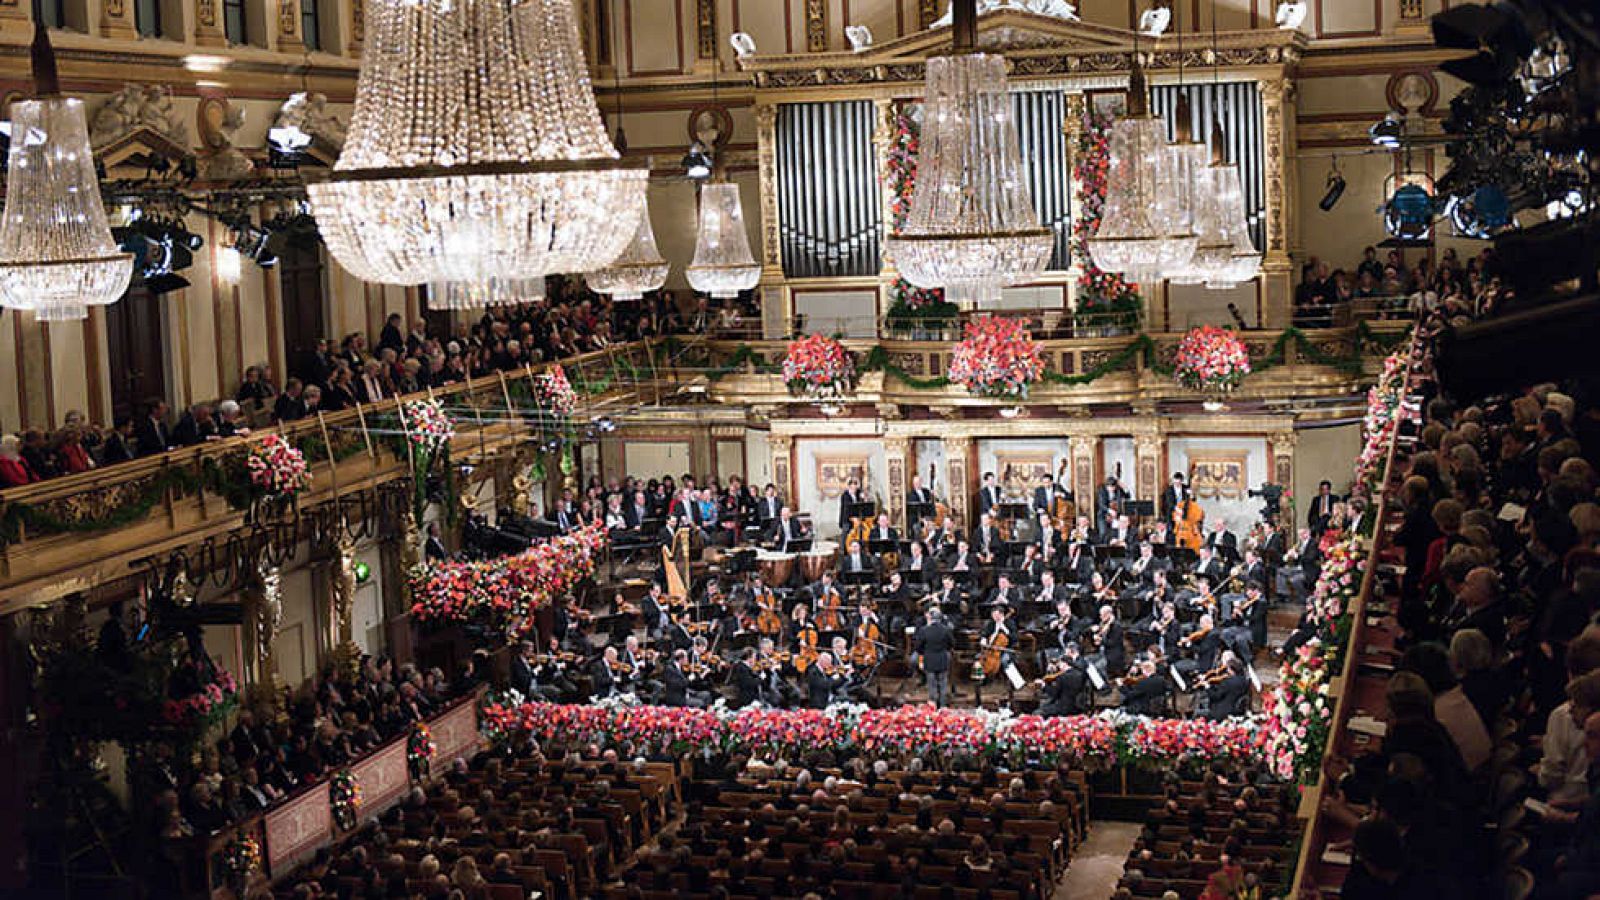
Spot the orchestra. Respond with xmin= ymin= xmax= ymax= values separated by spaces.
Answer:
xmin=522 ymin=463 xmax=1289 ymax=724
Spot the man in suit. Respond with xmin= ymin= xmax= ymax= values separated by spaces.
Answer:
xmin=869 ymin=514 xmax=898 ymax=546
xmin=624 ymin=490 xmax=651 ymax=529
xmin=378 ymin=313 xmax=406 ymax=355
xmin=640 ymin=584 xmax=672 ymax=638
xmin=355 ymin=362 xmax=389 ymax=404
xmin=1308 ymin=480 xmax=1338 ymax=534
xmin=757 ymin=484 xmax=783 ymax=523
xmin=928 ymin=573 xmax=965 ymax=616
xmin=1204 ymin=521 xmax=1239 ymax=561
xmin=1276 ymin=526 xmax=1320 ymax=601
xmin=987 ymin=573 xmax=1020 ymax=608
xmin=1160 ymin=473 xmax=1189 ymax=522
xmin=1194 ymin=545 xmax=1226 ymax=586
xmin=906 ymin=475 xmax=934 ymax=516
xmin=1032 ymin=473 xmax=1059 ymax=516
xmin=101 ymin=417 xmax=135 ymax=464
xmin=841 ymin=539 xmax=876 ymax=577
xmin=912 ymin=607 xmax=956 ymax=707
xmin=658 ymin=650 xmax=698 ymax=707
xmin=591 ymin=647 xmax=621 ymax=699
xmin=1092 ymin=605 xmax=1127 ymax=676
xmin=806 ymin=653 xmax=846 ymax=709
xmin=972 ymin=513 xmax=1005 ymax=567
xmin=731 ymin=649 xmax=765 ymax=707
xmin=976 ymin=472 xmax=1003 ymax=517
xmin=1036 ymin=511 xmax=1062 ymax=557
xmin=510 ymin=641 xmax=538 ymax=698
xmin=901 ymin=541 xmax=934 ymax=581
xmin=1096 ymin=476 xmax=1128 ymax=537
xmin=1205 ymin=655 xmax=1252 ymax=720
xmin=551 ymin=499 xmax=577 ymax=533
xmin=273 ymin=378 xmax=308 ymax=423
xmin=769 ymin=507 xmax=809 ymax=552
xmin=171 ymin=403 xmax=218 ymax=446
xmin=1038 ymin=651 xmax=1088 ymax=717
xmin=1119 ymin=658 xmax=1172 ymax=715
xmin=135 ymin=400 xmax=172 ymax=457
xmin=424 ymin=522 xmax=449 ymax=561
xmin=1127 ymin=542 xmax=1168 ymax=585
xmin=838 ymin=477 xmax=866 ymax=532
xmin=1239 ymin=549 xmax=1268 ymax=593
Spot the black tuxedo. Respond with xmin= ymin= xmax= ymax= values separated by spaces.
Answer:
xmin=1039 ymin=664 xmax=1087 ymax=717
xmin=1205 ymin=530 xmax=1239 ymax=560
xmin=510 ymin=655 xmax=536 ymax=696
xmin=171 ymin=414 xmax=217 ymax=447
xmin=273 ymin=393 xmax=307 ymax=423
xmin=906 ymin=486 xmax=933 ymax=511
xmin=913 ymin=620 xmax=955 ymax=673
xmin=841 ymin=551 xmax=877 ymax=576
xmin=591 ymin=660 xmax=617 ymax=698
xmin=659 ymin=663 xmax=690 ymax=707
xmin=134 ymin=415 xmax=171 ymax=457
xmin=973 ymin=525 xmax=1004 ymax=562
xmin=1308 ymin=494 xmax=1338 ymax=532
xmin=1160 ymin=485 xmax=1186 ymax=521
xmin=977 ymin=485 xmax=1003 ymax=516
xmin=870 ymin=525 xmax=899 ymax=545
xmin=838 ymin=489 xmax=864 ymax=531
xmin=757 ymin=496 xmax=783 ymax=522
xmin=624 ymin=502 xmax=650 ymax=528
xmin=1099 ymin=622 xmax=1127 ymax=674
xmin=770 ymin=518 xmax=808 ymax=552
xmin=1206 ymin=674 xmax=1251 ymax=720
xmin=1120 ymin=673 xmax=1171 ymax=716
xmin=732 ymin=661 xmax=764 ymax=707
xmin=806 ymin=666 xmax=844 ymax=709
xmin=355 ymin=373 xmax=388 ymax=404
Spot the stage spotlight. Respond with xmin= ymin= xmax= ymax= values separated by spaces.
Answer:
xmin=1369 ymin=113 xmax=1403 ymax=148
xmin=1319 ymin=161 xmax=1346 ymax=211
xmin=682 ymin=141 xmax=713 ymax=181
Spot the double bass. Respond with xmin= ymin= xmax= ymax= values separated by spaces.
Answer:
xmin=1051 ymin=458 xmax=1076 ymax=530
xmin=1174 ymin=495 xmax=1204 ymax=551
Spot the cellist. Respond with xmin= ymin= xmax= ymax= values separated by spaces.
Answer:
xmin=789 ymin=603 xmax=820 ymax=674
xmin=752 ymin=576 xmax=784 ymax=638
xmin=849 ymin=600 xmax=882 ymax=668
xmin=978 ymin=603 xmax=1014 ymax=679
xmin=811 ymin=570 xmax=846 ymax=632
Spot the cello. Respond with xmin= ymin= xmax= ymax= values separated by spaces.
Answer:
xmin=849 ymin=610 xmax=882 ymax=667
xmin=815 ymin=584 xmax=845 ymax=631
xmin=753 ymin=582 xmax=784 ymax=636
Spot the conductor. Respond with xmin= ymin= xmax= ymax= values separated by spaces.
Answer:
xmin=912 ymin=607 xmax=956 ymax=708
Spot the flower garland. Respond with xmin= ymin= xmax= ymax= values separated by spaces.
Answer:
xmin=1306 ymin=538 xmax=1365 ymax=626
xmin=223 ymin=834 xmax=262 ymax=878
xmin=1173 ymin=326 xmax=1253 ymax=395
xmin=409 ymin=522 xmax=606 ymax=633
xmin=1260 ymin=642 xmax=1334 ymax=784
xmin=947 ymin=316 xmax=1045 ymax=399
xmin=244 ymin=434 xmax=311 ymax=499
xmin=1072 ymin=109 xmax=1142 ymax=315
xmin=781 ymin=334 xmax=856 ymax=400
xmin=330 ymin=769 xmax=362 ymax=831
xmin=408 ymin=721 xmax=437 ymax=781
xmin=540 ymin=364 xmax=579 ymax=416
xmin=161 ymin=665 xmax=239 ymax=728
xmin=481 ymin=699 xmax=1273 ymax=772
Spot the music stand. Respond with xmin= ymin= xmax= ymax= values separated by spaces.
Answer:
xmin=1168 ymin=547 xmax=1199 ymax=570
xmin=788 ymin=539 xmax=814 ymax=553
xmin=999 ymin=500 xmax=1031 ymax=520
xmin=905 ymin=502 xmax=934 ymax=523
xmin=866 ymin=539 xmax=897 ymax=556
xmin=1126 ymin=500 xmax=1155 ymax=518
xmin=845 ymin=501 xmax=877 ymax=521
xmin=840 ymin=571 xmax=877 ymax=589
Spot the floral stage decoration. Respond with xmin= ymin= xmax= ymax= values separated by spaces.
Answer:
xmin=481 ymin=698 xmax=1271 ymax=773
xmin=1355 ymin=347 xmax=1409 ymax=490
xmin=782 ymin=334 xmax=856 ymax=401
xmin=1260 ymin=642 xmax=1334 ymax=783
xmin=1072 ymin=110 xmax=1142 ymax=325
xmin=409 ymin=521 xmax=606 ymax=633
xmin=243 ymin=434 xmax=311 ymax=500
xmin=330 ymin=768 xmax=362 ymax=831
xmin=540 ymin=364 xmax=579 ymax=416
xmin=1307 ymin=538 xmax=1366 ymax=627
xmin=160 ymin=664 xmax=239 ymax=729
xmin=408 ymin=721 xmax=437 ymax=781
xmin=1173 ymin=326 xmax=1252 ymax=399
xmin=947 ymin=316 xmax=1045 ymax=400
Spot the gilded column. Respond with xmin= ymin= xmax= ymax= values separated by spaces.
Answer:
xmin=345 ymin=0 xmax=364 ymax=55
xmin=1259 ymin=77 xmax=1295 ymax=330
xmin=243 ymin=560 xmax=285 ymax=717
xmin=770 ymin=434 xmax=795 ymax=504
xmin=755 ymin=102 xmax=791 ymax=339
xmin=100 ymin=0 xmax=136 ymax=40
xmin=883 ymin=436 xmax=911 ymax=527
xmin=1269 ymin=431 xmax=1296 ymax=491
xmin=193 ymin=0 xmax=225 ymax=45
xmin=1133 ymin=433 xmax=1164 ymax=504
xmin=1070 ymin=434 xmax=1098 ymax=515
xmin=873 ymin=97 xmax=898 ymax=329
xmin=1062 ymin=92 xmax=1086 ymax=308
xmin=942 ymin=435 xmax=972 ymax=527
xmin=274 ymin=0 xmax=305 ymax=53
xmin=694 ymin=0 xmax=717 ymax=71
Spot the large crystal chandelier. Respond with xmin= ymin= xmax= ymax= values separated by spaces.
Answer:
xmin=306 ymin=0 xmax=647 ymax=307
xmin=686 ymin=182 xmax=761 ymax=299
xmin=586 ymin=202 xmax=669 ymax=301
xmin=0 ymin=26 xmax=132 ymax=322
xmin=885 ymin=0 xmax=1053 ymax=309
xmin=1167 ymin=101 xmax=1225 ymax=286
xmin=1086 ymin=50 xmax=1196 ymax=284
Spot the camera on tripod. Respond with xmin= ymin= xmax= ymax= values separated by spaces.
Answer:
xmin=1248 ymin=482 xmax=1286 ymax=521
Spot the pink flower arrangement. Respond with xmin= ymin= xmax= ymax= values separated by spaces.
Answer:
xmin=781 ymin=335 xmax=856 ymax=399
xmin=1308 ymin=538 xmax=1366 ymax=625
xmin=1260 ymin=642 xmax=1334 ymax=783
xmin=410 ymin=521 xmax=605 ymax=632
xmin=245 ymin=434 xmax=311 ymax=498
xmin=161 ymin=664 xmax=239 ymax=727
xmin=1125 ymin=716 xmax=1267 ymax=767
xmin=1173 ymin=326 xmax=1252 ymax=394
xmin=403 ymin=398 xmax=456 ymax=455
xmin=947 ymin=316 xmax=1045 ymax=399
xmin=540 ymin=365 xmax=579 ymax=415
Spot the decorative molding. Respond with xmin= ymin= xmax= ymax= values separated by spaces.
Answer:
xmin=696 ymin=0 xmax=717 ymax=60
xmin=754 ymin=103 xmax=783 ymax=270
xmin=90 ymin=84 xmax=190 ymax=150
xmin=1260 ymin=78 xmax=1289 ymax=255
xmin=805 ymin=0 xmax=827 ymax=52
xmin=918 ymin=0 xmax=940 ymax=29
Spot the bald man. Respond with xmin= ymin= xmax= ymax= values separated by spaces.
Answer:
xmin=1445 ymin=566 xmax=1505 ymax=649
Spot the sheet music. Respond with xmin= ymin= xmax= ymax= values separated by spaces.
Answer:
xmin=1246 ymin=664 xmax=1261 ymax=692
xmin=1169 ymin=668 xmax=1187 ymax=692
xmin=1004 ymin=663 xmax=1026 ymax=690
xmin=1086 ymin=663 xmax=1106 ymax=690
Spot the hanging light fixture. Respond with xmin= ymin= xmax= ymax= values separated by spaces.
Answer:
xmin=1087 ymin=36 xmax=1196 ymax=284
xmin=584 ymin=6 xmax=670 ymax=304
xmin=1197 ymin=3 xmax=1259 ymax=289
xmin=306 ymin=0 xmax=647 ymax=309
xmin=686 ymin=181 xmax=761 ymax=299
xmin=1161 ymin=30 xmax=1214 ymax=285
xmin=885 ymin=0 xmax=1053 ymax=310
xmin=0 ymin=25 xmax=133 ymax=322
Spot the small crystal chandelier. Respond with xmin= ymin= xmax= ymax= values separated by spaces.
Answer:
xmin=586 ymin=208 xmax=669 ymax=301
xmin=1165 ymin=97 xmax=1217 ymax=286
xmin=307 ymin=0 xmax=647 ymax=307
xmin=1191 ymin=6 xmax=1259 ymax=290
xmin=1087 ymin=45 xmax=1196 ymax=284
xmin=0 ymin=26 xmax=132 ymax=322
xmin=686 ymin=182 xmax=761 ymax=299
xmin=885 ymin=0 xmax=1053 ymax=309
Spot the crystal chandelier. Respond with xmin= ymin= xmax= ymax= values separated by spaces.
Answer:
xmin=686 ymin=182 xmax=761 ymax=299
xmin=885 ymin=0 xmax=1053 ymax=309
xmin=0 ymin=26 xmax=132 ymax=322
xmin=586 ymin=201 xmax=669 ymax=301
xmin=1165 ymin=98 xmax=1217 ymax=286
xmin=1087 ymin=49 xmax=1196 ymax=284
xmin=306 ymin=0 xmax=647 ymax=307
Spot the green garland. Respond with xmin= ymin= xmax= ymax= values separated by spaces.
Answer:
xmin=0 ymin=466 xmax=203 ymax=544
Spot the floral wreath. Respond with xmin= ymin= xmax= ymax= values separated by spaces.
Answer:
xmin=244 ymin=434 xmax=311 ymax=499
xmin=1173 ymin=326 xmax=1252 ymax=395
xmin=161 ymin=664 xmax=239 ymax=729
xmin=781 ymin=334 xmax=856 ymax=400
xmin=402 ymin=398 xmax=456 ymax=456
xmin=947 ymin=316 xmax=1045 ymax=399
xmin=1073 ymin=109 xmax=1142 ymax=315
xmin=223 ymin=834 xmax=262 ymax=877
xmin=408 ymin=721 xmax=437 ymax=782
xmin=330 ymin=769 xmax=362 ymax=831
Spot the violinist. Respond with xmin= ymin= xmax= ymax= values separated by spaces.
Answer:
xmin=1136 ymin=601 xmax=1182 ymax=658
xmin=1194 ymin=545 xmax=1227 ymax=585
xmin=1174 ymin=613 xmax=1221 ymax=682
xmin=640 ymin=583 xmax=673 ymax=638
xmin=1203 ymin=653 xmax=1252 ymax=720
xmin=510 ymin=640 xmax=539 ymax=698
xmin=1220 ymin=581 xmax=1264 ymax=659
xmin=657 ymin=649 xmax=696 ymax=708
xmin=592 ymin=646 xmax=625 ymax=699
xmin=1043 ymin=597 xmax=1085 ymax=654
xmin=1037 ymin=652 xmax=1087 ymax=717
xmin=879 ymin=570 xmax=909 ymax=607
xmin=755 ymin=637 xmax=800 ymax=706
xmin=811 ymin=571 xmax=846 ymax=632
xmin=1118 ymin=658 xmax=1171 ymax=715
xmin=731 ymin=648 xmax=766 ymax=707
xmin=829 ymin=636 xmax=868 ymax=703
xmin=789 ymin=604 xmax=820 ymax=674
xmin=1089 ymin=605 xmax=1126 ymax=676
xmin=1015 ymin=544 xmax=1045 ymax=586
xmin=806 ymin=651 xmax=848 ymax=709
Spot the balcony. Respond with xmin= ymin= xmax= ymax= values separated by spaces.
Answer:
xmin=0 ymin=342 xmax=667 ymax=613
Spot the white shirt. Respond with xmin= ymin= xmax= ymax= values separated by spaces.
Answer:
xmin=1540 ymin=701 xmax=1590 ymax=806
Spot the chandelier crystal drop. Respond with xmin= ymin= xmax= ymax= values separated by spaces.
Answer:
xmin=886 ymin=1 xmax=1052 ymax=310
xmin=1086 ymin=54 xmax=1196 ymax=284
xmin=306 ymin=0 xmax=647 ymax=304
xmin=686 ymin=182 xmax=761 ymax=299
xmin=585 ymin=202 xmax=670 ymax=301
xmin=0 ymin=27 xmax=132 ymax=322
xmin=427 ymin=277 xmax=547 ymax=312
xmin=1203 ymin=160 xmax=1262 ymax=289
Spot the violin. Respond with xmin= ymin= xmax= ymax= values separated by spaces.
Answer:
xmin=1198 ymin=662 xmax=1232 ymax=687
xmin=1180 ymin=623 xmax=1213 ymax=648
xmin=531 ymin=651 xmax=581 ymax=666
xmin=794 ymin=624 xmax=820 ymax=673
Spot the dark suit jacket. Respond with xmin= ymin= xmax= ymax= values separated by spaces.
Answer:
xmin=590 ymin=660 xmax=616 ymax=698
xmin=913 ymin=621 xmax=955 ymax=673
xmin=134 ymin=416 xmax=170 ymax=457
xmin=273 ymin=394 xmax=307 ymax=422
xmin=101 ymin=432 xmax=134 ymax=464
xmin=757 ymin=496 xmax=783 ymax=522
xmin=841 ymin=552 xmax=877 ymax=575
xmin=1207 ymin=674 xmax=1251 ymax=720
xmin=510 ymin=656 xmax=536 ymax=697
xmin=977 ymin=485 xmax=1003 ymax=516
xmin=378 ymin=323 xmax=405 ymax=354
xmin=1121 ymin=673 xmax=1171 ymax=715
xmin=659 ymin=663 xmax=690 ymax=707
xmin=732 ymin=662 xmax=763 ymax=706
xmin=806 ymin=666 xmax=842 ymax=709
xmin=171 ymin=414 xmax=216 ymax=447
xmin=838 ymin=489 xmax=864 ymax=531
xmin=769 ymin=518 xmax=807 ymax=551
